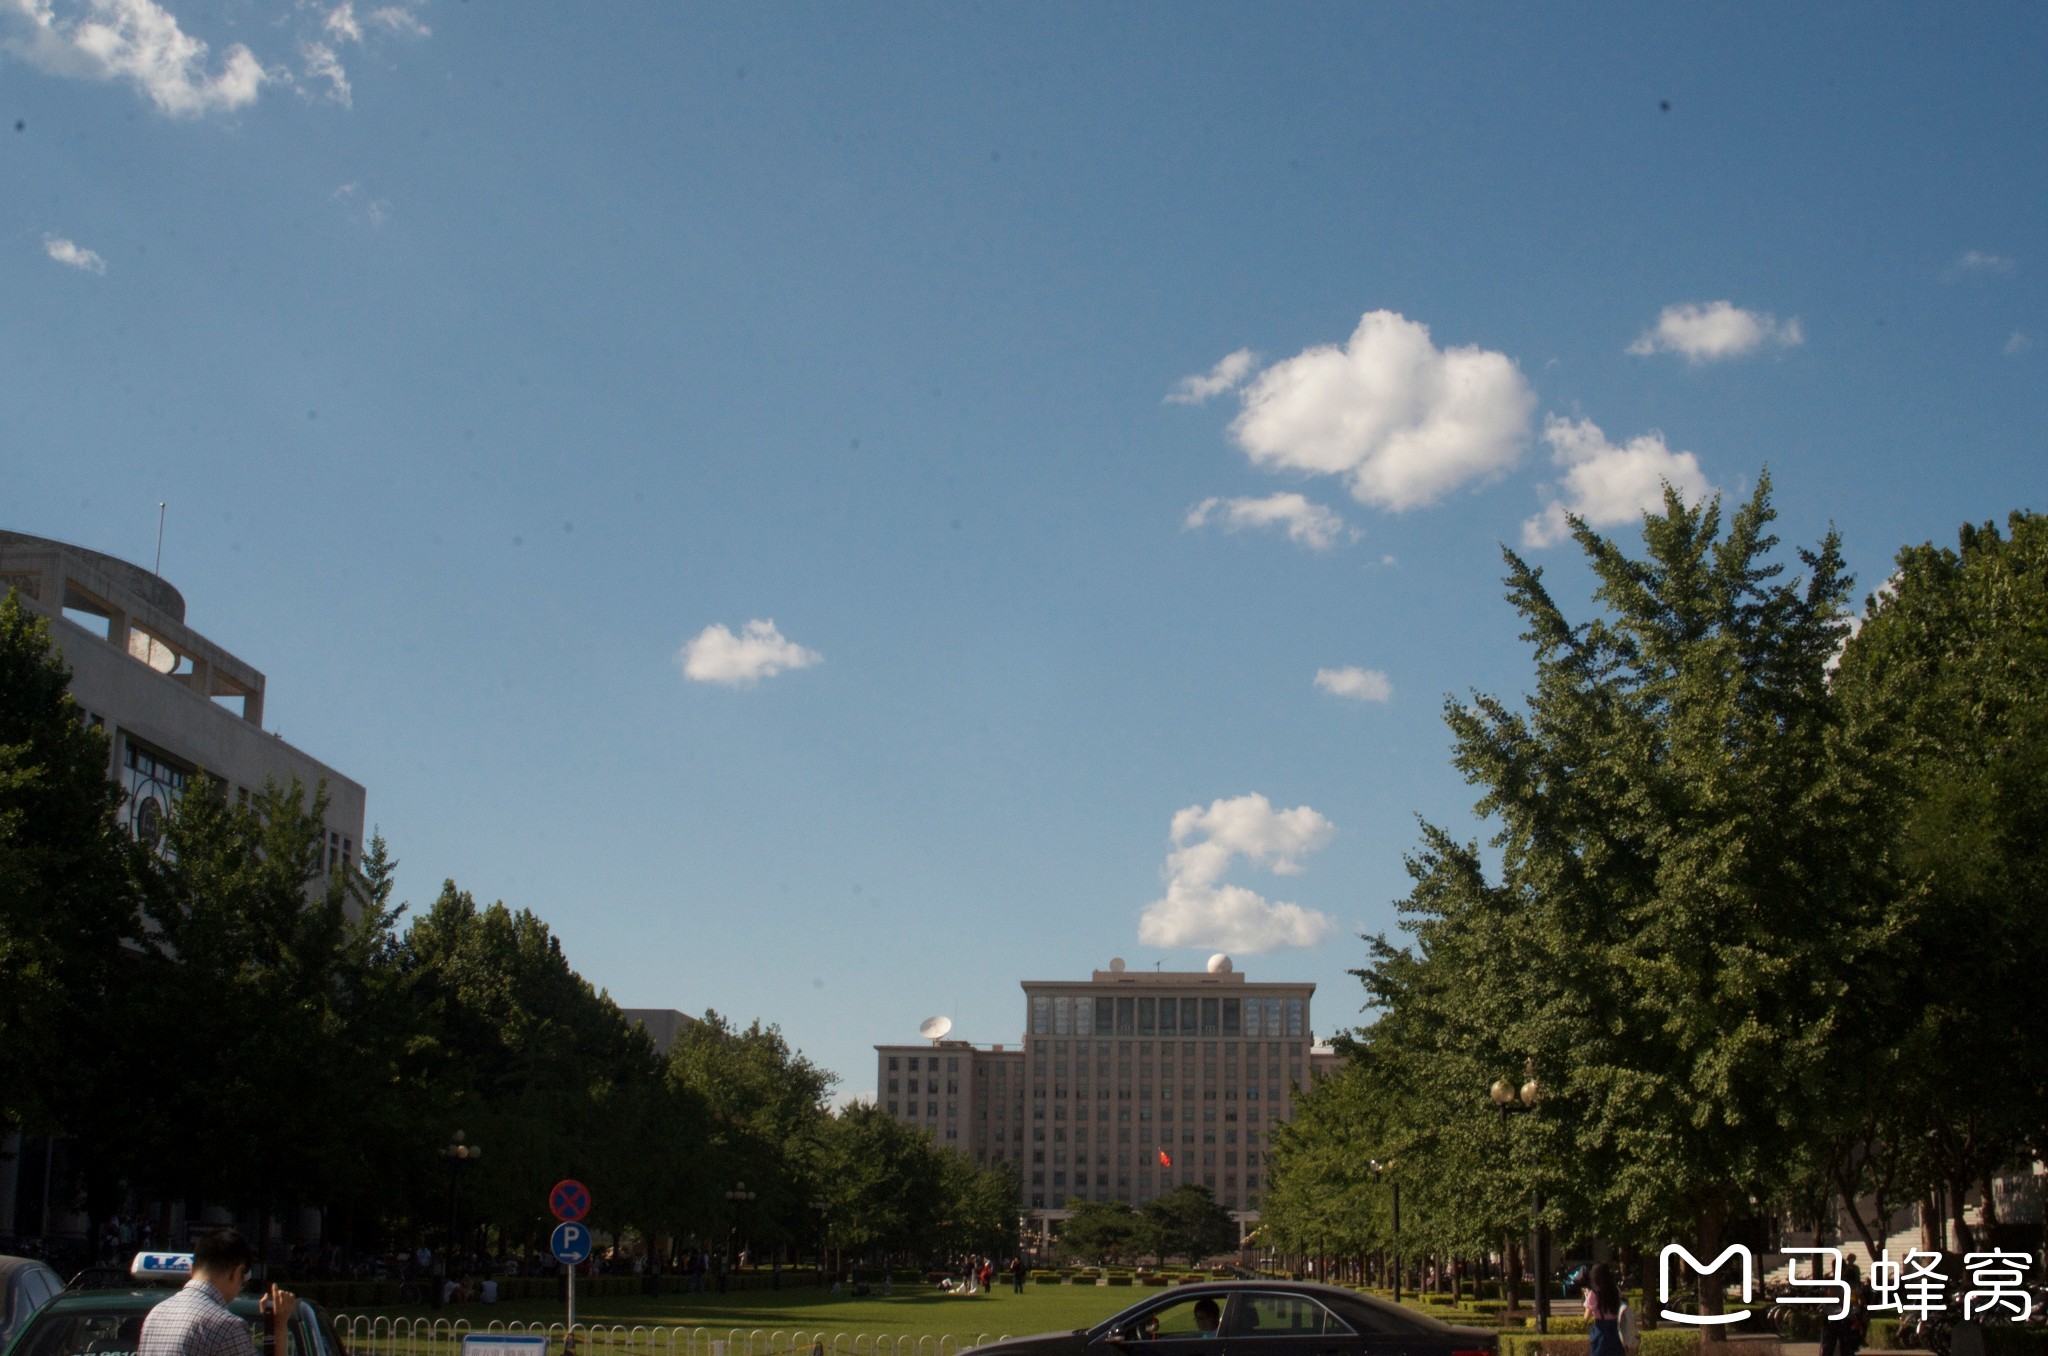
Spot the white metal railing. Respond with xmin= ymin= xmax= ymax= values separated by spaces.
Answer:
xmin=335 ymin=1317 xmax=1014 ymax=1356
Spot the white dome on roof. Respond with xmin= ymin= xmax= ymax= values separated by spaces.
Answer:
xmin=1207 ymin=953 xmax=1233 ymax=974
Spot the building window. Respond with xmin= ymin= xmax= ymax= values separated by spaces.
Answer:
xmin=1138 ymin=996 xmax=1155 ymax=1034
xmin=948 ymin=1057 xmax=959 ymax=1072
xmin=888 ymin=1056 xmax=899 ymax=1070
xmin=887 ymin=1079 xmax=898 ymax=1093
xmin=1032 ymin=996 xmax=1051 ymax=1033
xmin=887 ymin=1101 xmax=898 ymax=1114
xmin=1054 ymin=996 xmax=1073 ymax=1034
xmin=1287 ymin=998 xmax=1304 ymax=1036
xmin=927 ymin=1101 xmax=937 ymax=1116
xmin=1223 ymin=998 xmax=1241 ymax=1035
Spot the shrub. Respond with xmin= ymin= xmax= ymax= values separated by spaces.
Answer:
xmin=1636 ymin=1333 xmax=1703 ymax=1356
xmin=1524 ymin=1317 xmax=1591 ymax=1335
xmin=1867 ymin=1319 xmax=1907 ymax=1350
xmin=1108 ymin=1276 xmax=1133 ymax=1286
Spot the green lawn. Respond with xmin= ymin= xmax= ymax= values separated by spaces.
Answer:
xmin=336 ymin=1283 xmax=1143 ymax=1350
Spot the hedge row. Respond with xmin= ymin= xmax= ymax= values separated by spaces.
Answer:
xmin=1500 ymin=1332 xmax=1700 ymax=1356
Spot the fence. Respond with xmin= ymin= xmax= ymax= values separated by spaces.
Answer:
xmin=335 ymin=1317 xmax=1017 ymax=1356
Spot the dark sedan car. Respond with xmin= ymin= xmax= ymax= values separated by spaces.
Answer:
xmin=963 ymin=1282 xmax=1496 ymax=1356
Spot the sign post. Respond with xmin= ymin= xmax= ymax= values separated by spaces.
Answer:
xmin=550 ymin=1180 xmax=593 ymax=1335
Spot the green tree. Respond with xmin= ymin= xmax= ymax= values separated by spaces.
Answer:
xmin=815 ymin=1102 xmax=946 ymax=1260
xmin=1058 ymin=1198 xmax=1137 ymax=1264
xmin=0 ymin=590 xmax=137 ymax=1131
xmin=130 ymin=777 xmax=400 ymax=1228
xmin=0 ymin=591 xmax=144 ymax=1215
xmin=1352 ymin=481 xmax=1881 ymax=1325
xmin=668 ymin=1011 xmax=835 ymax=1252
xmin=1137 ymin=1184 xmax=1238 ymax=1265
xmin=402 ymin=883 xmax=682 ymax=1247
xmin=1830 ymin=510 xmax=2048 ymax=1246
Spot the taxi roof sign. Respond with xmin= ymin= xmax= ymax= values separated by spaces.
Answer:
xmin=131 ymin=1253 xmax=194 ymax=1281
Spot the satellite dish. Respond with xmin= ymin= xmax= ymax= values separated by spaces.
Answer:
xmin=1207 ymin=953 xmax=1234 ymax=974
xmin=919 ymin=1015 xmax=953 ymax=1044
xmin=1108 ymin=957 xmax=1127 ymax=973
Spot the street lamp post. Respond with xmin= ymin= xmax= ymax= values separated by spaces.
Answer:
xmin=1369 ymin=1160 xmax=1402 ymax=1304
xmin=442 ymin=1131 xmax=482 ymax=1275
xmin=1490 ymin=1069 xmax=1548 ymax=1334
xmin=724 ymin=1182 xmax=756 ymax=1277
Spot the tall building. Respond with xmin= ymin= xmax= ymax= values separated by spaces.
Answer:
xmin=876 ymin=955 xmax=1345 ymax=1237
xmin=1 ymin=531 xmax=366 ymax=860
xmin=0 ymin=529 xmax=366 ymax=1240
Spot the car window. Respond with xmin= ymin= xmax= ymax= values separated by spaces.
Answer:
xmin=15 ymin=1309 xmax=308 ymax=1356
xmin=1226 ymin=1294 xmax=1352 ymax=1338
xmin=1120 ymin=1294 xmax=1228 ymax=1340
xmin=1322 ymin=1295 xmax=1431 ymax=1337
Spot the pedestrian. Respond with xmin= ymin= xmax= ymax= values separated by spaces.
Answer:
xmin=979 ymin=1259 xmax=994 ymax=1293
xmin=139 ymin=1230 xmax=295 ymax=1356
xmin=1820 ymin=1260 xmax=1868 ymax=1356
xmin=1581 ymin=1263 xmax=1636 ymax=1356
xmin=1011 ymin=1256 xmax=1025 ymax=1294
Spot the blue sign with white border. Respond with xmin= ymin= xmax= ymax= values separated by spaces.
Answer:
xmin=463 ymin=1337 xmax=548 ymax=1356
xmin=550 ymin=1221 xmax=592 ymax=1264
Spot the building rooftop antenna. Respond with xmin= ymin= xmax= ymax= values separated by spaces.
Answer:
xmin=153 ymin=502 xmax=166 ymax=575
xmin=918 ymin=1015 xmax=953 ymax=1045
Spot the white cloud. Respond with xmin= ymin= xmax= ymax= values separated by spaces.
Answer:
xmin=1166 ymin=348 xmax=1257 ymax=405
xmin=1522 ymin=415 xmax=1712 ymax=548
xmin=332 ymin=180 xmax=389 ymax=226
xmin=42 ymin=233 xmax=106 ymax=273
xmin=364 ymin=4 xmax=428 ymax=38
xmin=678 ymin=619 xmax=821 ymax=687
xmin=1138 ymin=794 xmax=1338 ymax=953
xmin=1226 ymin=310 xmax=1535 ymax=511
xmin=299 ymin=38 xmax=347 ymax=104
xmin=2 ymin=0 xmax=268 ymax=117
xmin=321 ymin=2 xmax=360 ymax=42
xmin=1954 ymin=250 xmax=2015 ymax=276
xmin=1314 ymin=666 xmax=1392 ymax=702
xmin=1184 ymin=492 xmax=1349 ymax=551
xmin=1627 ymin=301 xmax=1803 ymax=362
xmin=2005 ymin=331 xmax=2031 ymax=357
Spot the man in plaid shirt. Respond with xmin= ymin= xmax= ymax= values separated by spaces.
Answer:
xmin=139 ymin=1231 xmax=297 ymax=1356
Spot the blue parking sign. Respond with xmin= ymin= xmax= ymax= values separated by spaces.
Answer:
xmin=550 ymin=1221 xmax=592 ymax=1264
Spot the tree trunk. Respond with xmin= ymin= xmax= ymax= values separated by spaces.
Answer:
xmin=1696 ymin=1199 xmax=1727 ymax=1346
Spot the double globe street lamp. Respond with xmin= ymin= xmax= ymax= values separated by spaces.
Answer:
xmin=1490 ymin=1069 xmax=1549 ymax=1334
xmin=442 ymin=1131 xmax=482 ymax=1275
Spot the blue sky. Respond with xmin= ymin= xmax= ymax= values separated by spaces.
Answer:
xmin=6 ymin=2 xmax=2043 ymax=1100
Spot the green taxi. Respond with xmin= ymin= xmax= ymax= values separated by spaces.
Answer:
xmin=1 ymin=1258 xmax=344 ymax=1356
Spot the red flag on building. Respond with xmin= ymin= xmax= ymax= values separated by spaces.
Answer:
xmin=1158 ymin=1148 xmax=1172 ymax=1167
